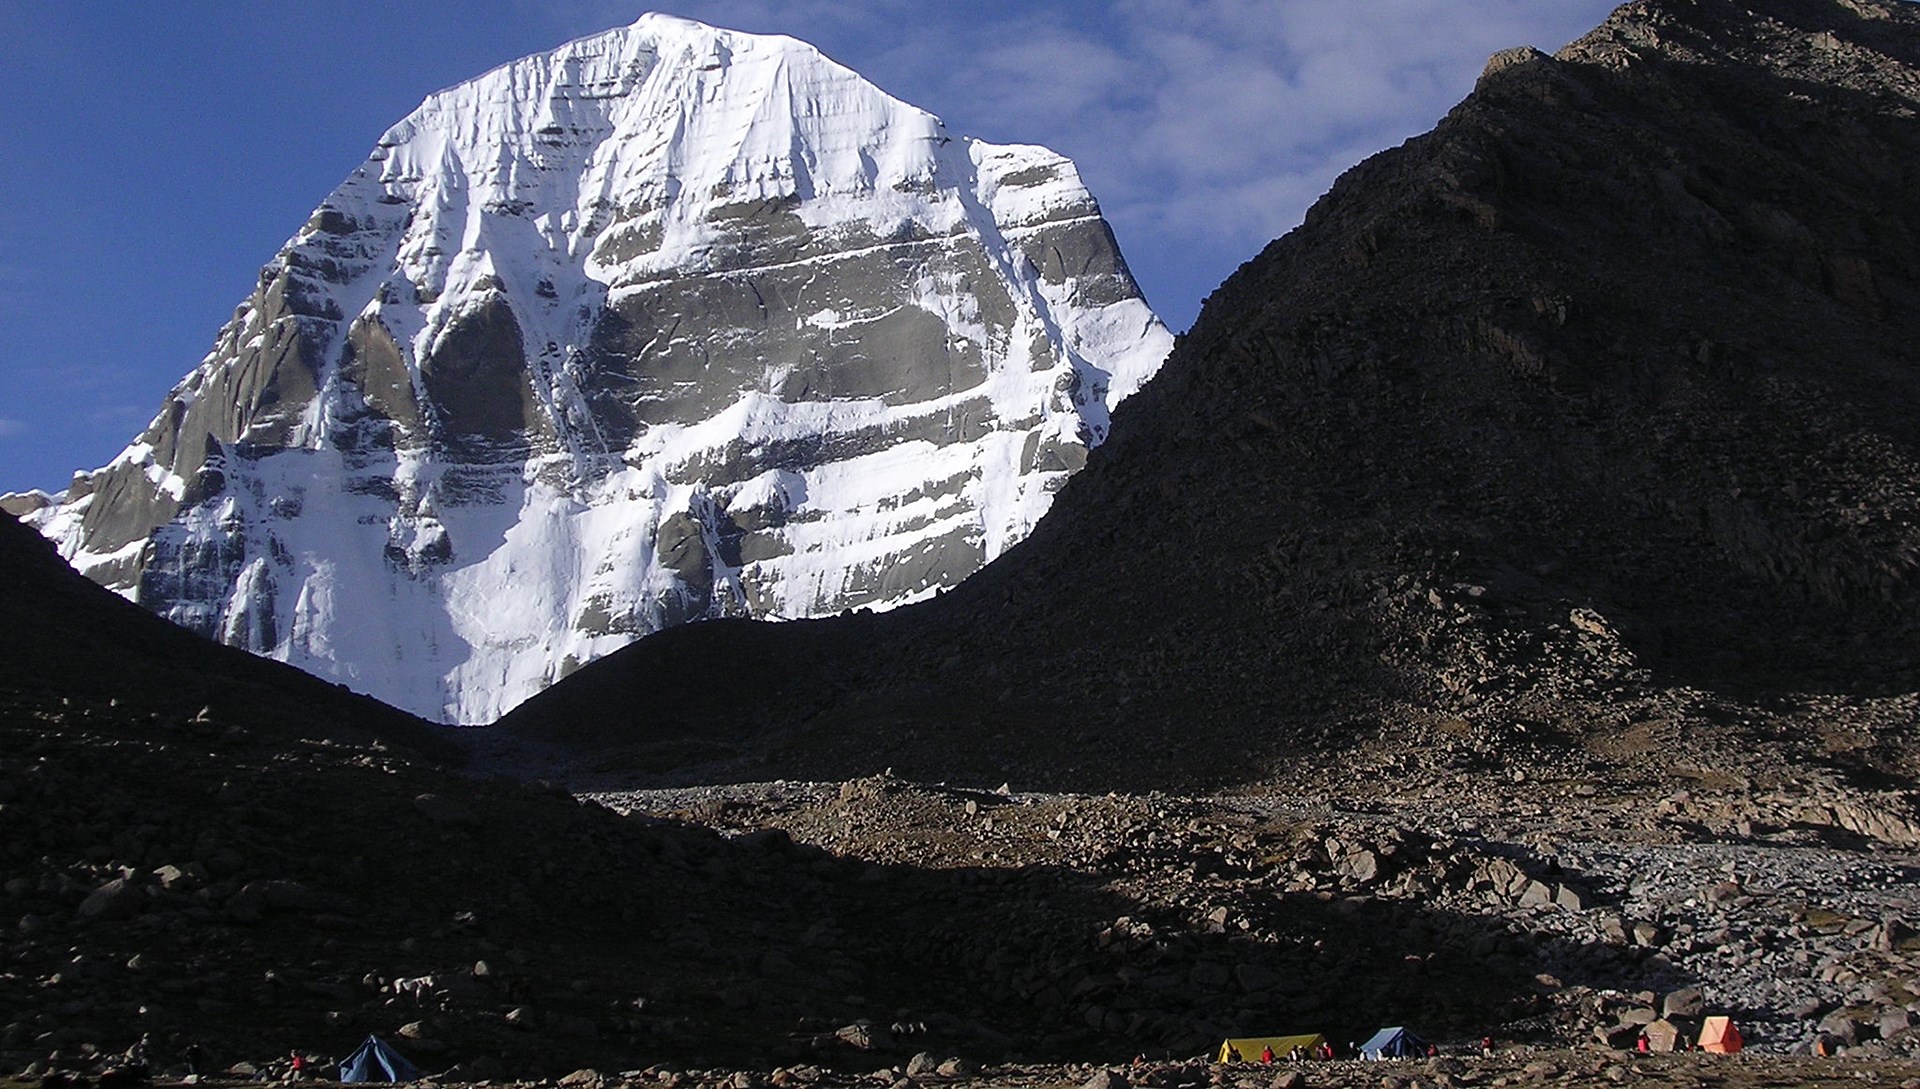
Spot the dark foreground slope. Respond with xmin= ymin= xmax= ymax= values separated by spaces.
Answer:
xmin=0 ymin=511 xmax=1570 ymax=1075
xmin=497 ymin=0 xmax=1920 ymax=796
xmin=0 ymin=514 xmax=442 ymax=754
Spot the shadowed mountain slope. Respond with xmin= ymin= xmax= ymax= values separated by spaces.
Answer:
xmin=0 ymin=513 xmax=446 ymax=754
xmin=0 ymin=511 xmax=1561 ymax=1074
xmin=495 ymin=0 xmax=1920 ymax=795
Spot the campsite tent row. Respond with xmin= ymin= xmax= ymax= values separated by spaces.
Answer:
xmin=1640 ymin=1015 xmax=1744 ymax=1054
xmin=1217 ymin=1027 xmax=1427 ymax=1062
xmin=1221 ymin=1018 xmax=1742 ymax=1062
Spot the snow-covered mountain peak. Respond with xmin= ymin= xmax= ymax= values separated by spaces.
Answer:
xmin=21 ymin=15 xmax=1172 ymax=724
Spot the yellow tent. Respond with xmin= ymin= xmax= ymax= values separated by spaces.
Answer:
xmin=1698 ymin=1016 xmax=1743 ymax=1054
xmin=1216 ymin=1035 xmax=1328 ymax=1063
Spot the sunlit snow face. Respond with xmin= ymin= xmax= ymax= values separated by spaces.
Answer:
xmin=20 ymin=14 xmax=1173 ymax=726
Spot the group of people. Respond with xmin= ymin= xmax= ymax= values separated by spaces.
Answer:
xmin=1221 ymin=1042 xmax=1345 ymax=1063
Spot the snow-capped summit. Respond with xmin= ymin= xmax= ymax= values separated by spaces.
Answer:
xmin=19 ymin=14 xmax=1173 ymax=723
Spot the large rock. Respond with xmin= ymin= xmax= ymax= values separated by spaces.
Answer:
xmin=76 ymin=878 xmax=145 ymax=922
xmin=1661 ymin=988 xmax=1706 ymax=1019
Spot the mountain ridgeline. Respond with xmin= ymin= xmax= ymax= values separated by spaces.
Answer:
xmin=497 ymin=0 xmax=1920 ymax=792
xmin=11 ymin=14 xmax=1170 ymax=725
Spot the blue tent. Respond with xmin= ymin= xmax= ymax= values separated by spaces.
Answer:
xmin=1358 ymin=1026 xmax=1428 ymax=1060
xmin=339 ymin=1036 xmax=421 ymax=1083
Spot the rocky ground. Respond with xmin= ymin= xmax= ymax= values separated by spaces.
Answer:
xmin=8 ymin=695 xmax=1918 ymax=1087
xmin=10 ymin=1050 xmax=1920 ymax=1089
xmin=591 ymin=774 xmax=1920 ymax=1061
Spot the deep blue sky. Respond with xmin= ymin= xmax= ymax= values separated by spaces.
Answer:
xmin=0 ymin=1 xmax=1617 ymax=494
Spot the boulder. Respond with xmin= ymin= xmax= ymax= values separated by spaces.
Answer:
xmin=151 ymin=864 xmax=204 ymax=891
xmin=1339 ymin=850 xmax=1381 ymax=884
xmin=1661 ymin=987 xmax=1705 ymax=1019
xmin=836 ymin=1021 xmax=892 ymax=1050
xmin=77 ymin=878 xmax=145 ymax=922
xmin=1518 ymin=880 xmax=1555 ymax=907
xmin=1818 ymin=1009 xmax=1863 ymax=1046
xmin=1617 ymin=1007 xmax=1658 ymax=1027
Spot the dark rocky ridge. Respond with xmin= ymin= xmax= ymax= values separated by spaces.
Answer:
xmin=494 ymin=0 xmax=1920 ymax=797
xmin=0 ymin=514 xmax=1617 ymax=1075
xmin=0 ymin=514 xmax=444 ymax=757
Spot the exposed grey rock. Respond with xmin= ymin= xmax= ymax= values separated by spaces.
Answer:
xmin=834 ymin=1021 xmax=890 ymax=1050
xmin=1818 ymin=1008 xmax=1863 ymax=1045
xmin=1338 ymin=849 xmax=1381 ymax=884
xmin=1881 ymin=1008 xmax=1913 ymax=1040
xmin=1661 ymin=987 xmax=1705 ymax=1019
xmin=76 ymin=878 xmax=144 ymax=922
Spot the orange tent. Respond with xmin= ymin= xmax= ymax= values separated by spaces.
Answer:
xmin=1698 ymin=1016 xmax=1743 ymax=1054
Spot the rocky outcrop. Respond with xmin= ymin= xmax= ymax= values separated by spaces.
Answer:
xmin=20 ymin=14 xmax=1170 ymax=723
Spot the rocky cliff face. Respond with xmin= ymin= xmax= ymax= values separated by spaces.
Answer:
xmin=495 ymin=0 xmax=1920 ymax=796
xmin=15 ymin=14 xmax=1171 ymax=723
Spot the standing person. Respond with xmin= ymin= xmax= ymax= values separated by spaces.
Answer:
xmin=288 ymin=1051 xmax=307 ymax=1081
xmin=1261 ymin=1046 xmax=1275 ymax=1064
